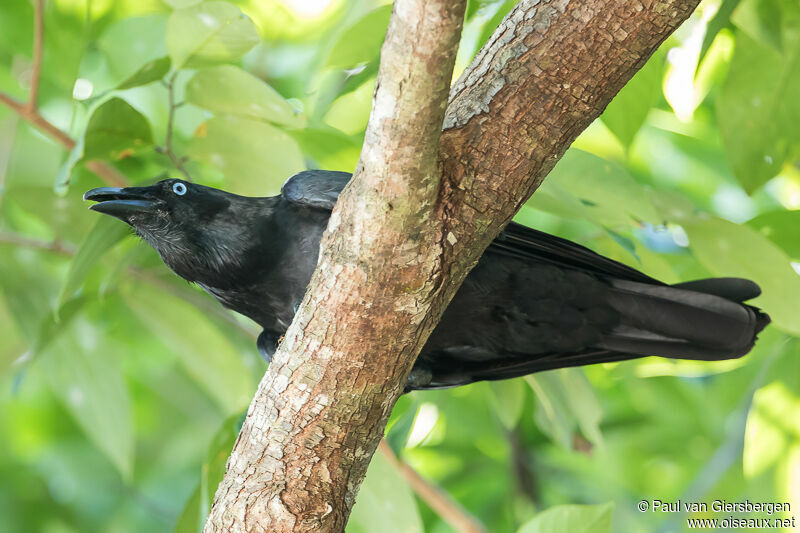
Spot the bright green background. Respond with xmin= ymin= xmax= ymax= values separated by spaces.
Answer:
xmin=1 ymin=0 xmax=799 ymax=532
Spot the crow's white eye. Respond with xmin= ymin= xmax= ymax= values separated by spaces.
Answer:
xmin=172 ymin=182 xmax=187 ymax=196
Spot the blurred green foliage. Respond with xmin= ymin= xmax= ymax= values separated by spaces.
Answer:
xmin=1 ymin=0 xmax=799 ymax=532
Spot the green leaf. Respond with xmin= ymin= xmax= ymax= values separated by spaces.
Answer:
xmin=166 ymin=0 xmax=203 ymax=7
xmin=526 ymin=369 xmax=602 ymax=448
xmin=323 ymin=76 xmax=375 ymax=135
xmin=126 ymin=284 xmax=253 ymax=414
xmin=289 ymin=127 xmax=361 ymax=171
xmin=185 ymin=65 xmax=304 ymax=128
xmin=517 ymin=502 xmax=614 ymax=533
xmin=385 ymin=395 xmax=418 ymax=454
xmin=542 ymin=149 xmax=660 ymax=225
xmin=466 ymin=0 xmax=481 ymax=20
xmin=0 ymin=254 xmax=53 ymax=341
xmin=44 ymin=325 xmax=134 ymax=480
xmin=82 ymin=97 xmax=154 ymax=162
xmin=326 ymin=5 xmax=392 ymax=69
xmin=747 ymin=210 xmax=800 ymax=260
xmin=561 ymin=369 xmax=604 ymax=446
xmin=606 ymin=229 xmax=639 ymax=262
xmin=525 ymin=185 xmax=596 ymax=222
xmin=681 ymin=215 xmax=800 ymax=336
xmin=173 ymin=414 xmax=240 ymax=533
xmin=30 ymin=297 xmax=87 ymax=366
xmin=116 ymin=56 xmax=172 ymax=90
xmin=58 ymin=218 xmax=130 ymax=306
xmin=9 ymin=294 xmax=89 ymax=392
xmin=602 ymin=51 xmax=663 ymax=149
xmin=732 ymin=0 xmax=783 ymax=52
xmin=346 ymin=451 xmax=424 ymax=533
xmin=488 ymin=379 xmax=526 ymax=429
xmin=743 ymin=381 xmax=794 ymax=478
xmin=97 ymin=14 xmax=168 ymax=80
xmin=187 ymin=115 xmax=305 ymax=196
xmin=699 ymin=0 xmax=742 ymax=65
xmin=340 ymin=60 xmax=380 ymax=97
xmin=649 ymin=188 xmax=696 ymax=222
xmin=54 ymin=135 xmax=84 ymax=193
xmin=167 ymin=1 xmax=260 ymax=69
xmin=717 ymin=30 xmax=800 ymax=192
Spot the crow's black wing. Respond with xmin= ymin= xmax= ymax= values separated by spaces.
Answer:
xmin=281 ymin=171 xmax=653 ymax=284
xmin=282 ymin=172 xmax=657 ymax=282
xmin=490 ymin=221 xmax=660 ymax=284
xmin=281 ymin=170 xmax=352 ymax=210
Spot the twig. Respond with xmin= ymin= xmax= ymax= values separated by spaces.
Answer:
xmin=509 ymin=427 xmax=539 ymax=505
xmin=0 ymin=92 xmax=128 ymax=187
xmin=0 ymin=229 xmax=256 ymax=338
xmin=1 ymin=91 xmax=71 ymax=145
xmin=377 ymin=440 xmax=488 ymax=533
xmin=0 ymin=2 xmax=129 ymax=190
xmin=85 ymin=160 xmax=128 ymax=187
xmin=159 ymin=72 xmax=192 ymax=180
xmin=26 ymin=0 xmax=45 ymax=114
xmin=0 ymin=231 xmax=75 ymax=257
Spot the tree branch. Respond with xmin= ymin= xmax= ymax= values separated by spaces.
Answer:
xmin=205 ymin=1 xmax=466 ymax=531
xmin=206 ymin=0 xmax=700 ymax=531
xmin=26 ymin=0 xmax=45 ymax=114
xmin=0 ymin=231 xmax=75 ymax=257
xmin=377 ymin=441 xmax=488 ymax=533
xmin=157 ymin=72 xmax=193 ymax=181
xmin=0 ymin=230 xmax=254 ymax=336
xmin=0 ymin=92 xmax=129 ymax=187
xmin=0 ymin=0 xmax=128 ymax=188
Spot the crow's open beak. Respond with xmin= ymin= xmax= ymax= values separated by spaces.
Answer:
xmin=84 ymin=186 xmax=158 ymax=220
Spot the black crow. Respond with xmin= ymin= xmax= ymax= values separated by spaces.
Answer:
xmin=84 ymin=171 xmax=769 ymax=390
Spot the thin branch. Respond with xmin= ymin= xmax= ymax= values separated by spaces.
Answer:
xmin=0 ymin=91 xmax=71 ymax=145
xmin=0 ymin=229 xmax=260 ymax=344
xmin=160 ymin=72 xmax=192 ymax=181
xmin=0 ymin=1 xmax=128 ymax=188
xmin=0 ymin=91 xmax=20 ymax=113
xmin=377 ymin=441 xmax=488 ymax=533
xmin=0 ymin=231 xmax=75 ymax=257
xmin=26 ymin=0 xmax=45 ymax=113
xmin=84 ymin=160 xmax=129 ymax=187
xmin=508 ymin=428 xmax=539 ymax=505
xmin=0 ymin=89 xmax=128 ymax=187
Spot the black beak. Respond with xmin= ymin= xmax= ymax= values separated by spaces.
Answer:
xmin=84 ymin=186 xmax=158 ymax=221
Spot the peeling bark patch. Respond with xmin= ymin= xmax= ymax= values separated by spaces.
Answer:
xmin=444 ymin=0 xmax=572 ymax=130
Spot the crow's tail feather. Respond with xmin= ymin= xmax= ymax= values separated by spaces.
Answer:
xmin=597 ymin=277 xmax=769 ymax=361
xmin=416 ymin=277 xmax=769 ymax=390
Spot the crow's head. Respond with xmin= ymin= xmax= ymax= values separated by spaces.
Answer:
xmin=84 ymin=179 xmax=273 ymax=286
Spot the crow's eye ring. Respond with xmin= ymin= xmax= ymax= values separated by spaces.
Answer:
xmin=172 ymin=182 xmax=187 ymax=196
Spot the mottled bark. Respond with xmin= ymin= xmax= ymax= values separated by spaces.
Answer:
xmin=205 ymin=0 xmax=465 ymax=531
xmin=205 ymin=0 xmax=700 ymax=532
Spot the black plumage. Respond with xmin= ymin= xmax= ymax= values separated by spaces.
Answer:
xmin=84 ymin=171 xmax=770 ymax=390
